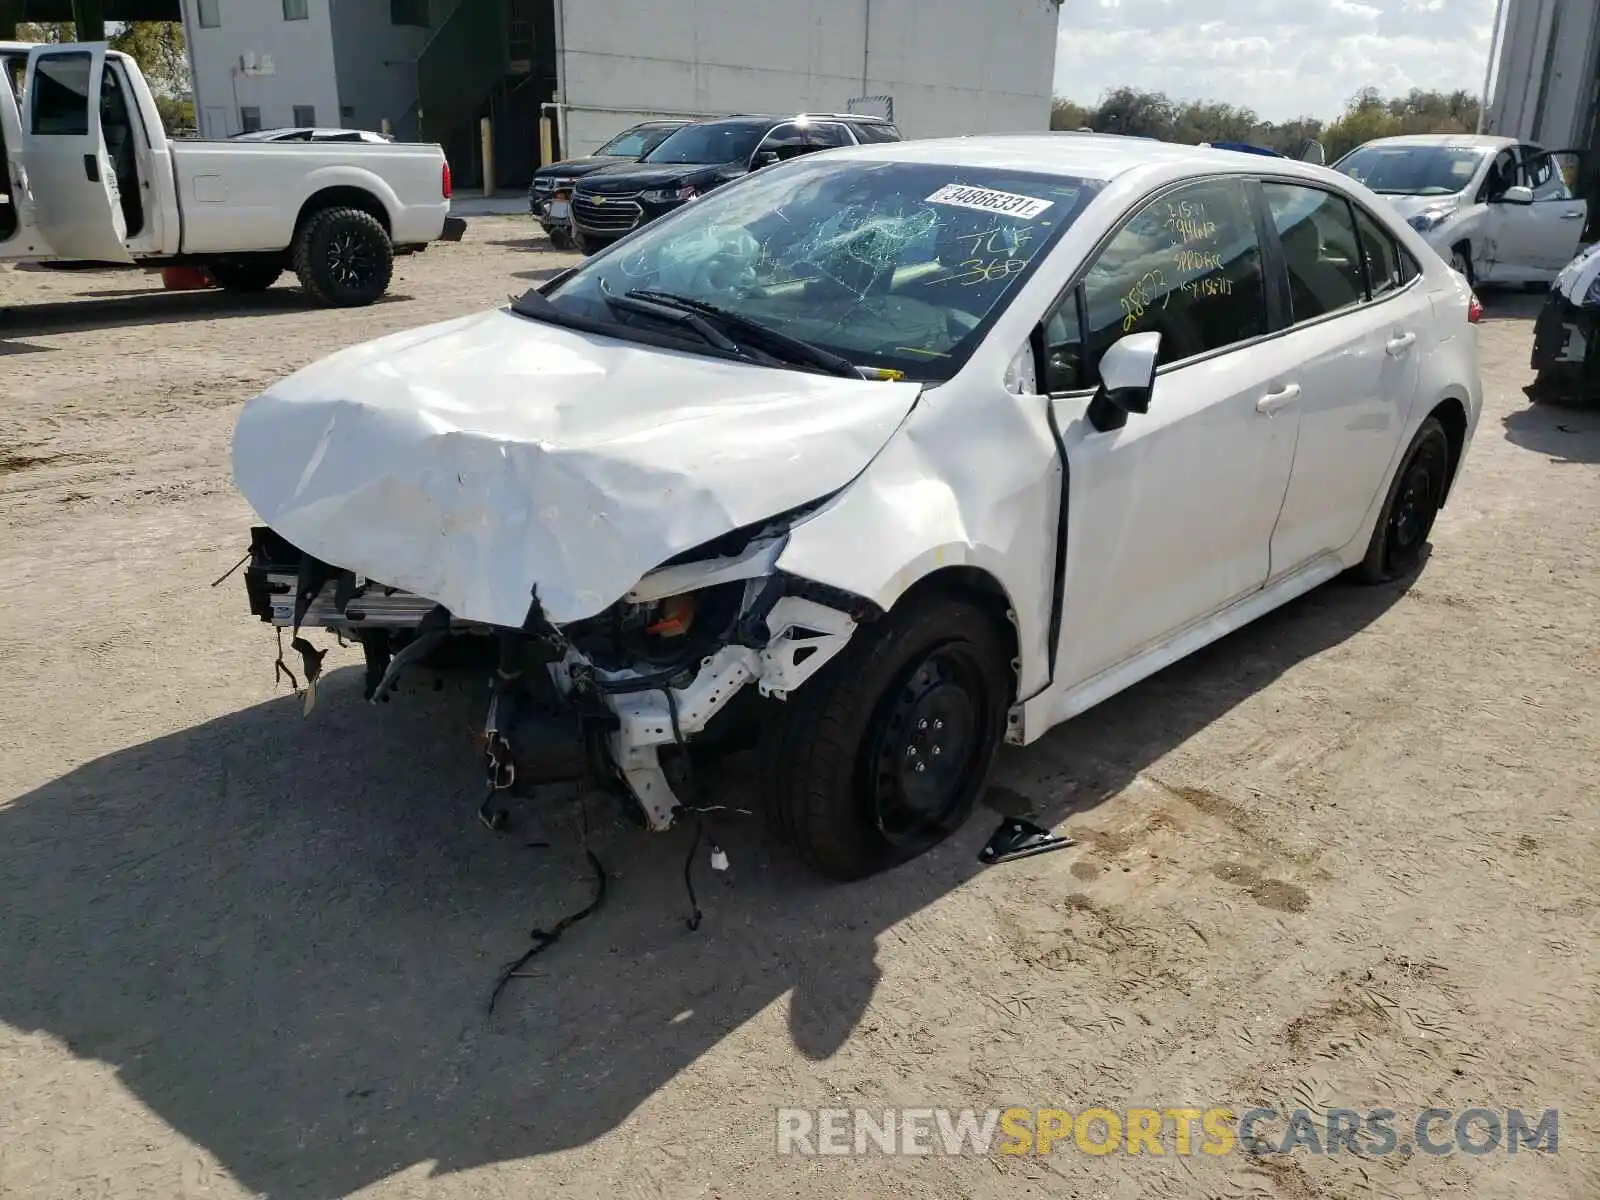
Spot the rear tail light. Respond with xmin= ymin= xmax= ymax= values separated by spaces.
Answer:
xmin=1468 ymin=294 xmax=1483 ymax=324
xmin=441 ymin=161 xmax=452 ymax=200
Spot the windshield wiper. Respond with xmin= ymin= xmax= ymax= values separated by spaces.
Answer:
xmin=596 ymin=280 xmax=745 ymax=355
xmin=625 ymin=289 xmax=863 ymax=379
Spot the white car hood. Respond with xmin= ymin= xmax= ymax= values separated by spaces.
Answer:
xmin=230 ymin=308 xmax=923 ymax=626
xmin=1380 ymin=193 xmax=1464 ymax=222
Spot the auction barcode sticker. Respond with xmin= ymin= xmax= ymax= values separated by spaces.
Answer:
xmin=926 ymin=184 xmax=1054 ymax=220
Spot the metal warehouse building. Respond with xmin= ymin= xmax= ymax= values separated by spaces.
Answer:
xmin=1487 ymin=0 xmax=1600 ymax=213
xmin=165 ymin=0 xmax=1061 ymax=191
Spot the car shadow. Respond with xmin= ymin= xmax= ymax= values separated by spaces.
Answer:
xmin=0 ymin=570 xmax=1414 ymax=1197
xmin=0 ymin=337 xmax=50 ymax=355
xmin=1503 ymin=402 xmax=1600 ymax=463
xmin=0 ymin=289 xmax=416 ymax=337
xmin=1477 ymin=288 xmax=1546 ymax=323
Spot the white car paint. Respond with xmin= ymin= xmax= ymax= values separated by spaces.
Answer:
xmin=232 ymin=308 xmax=924 ymax=627
xmin=1333 ymin=133 xmax=1587 ymax=284
xmin=231 ymin=132 xmax=1483 ymax=856
xmin=0 ymin=41 xmax=452 ymax=266
xmin=1552 ymin=239 xmax=1600 ymax=304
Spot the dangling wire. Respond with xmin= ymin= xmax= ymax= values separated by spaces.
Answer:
xmin=486 ymin=796 xmax=607 ymax=1016
xmin=665 ymin=686 xmax=711 ymax=932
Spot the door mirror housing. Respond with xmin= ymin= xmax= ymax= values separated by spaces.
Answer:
xmin=1300 ymin=138 xmax=1326 ymax=166
xmin=1087 ymin=332 xmax=1161 ymax=432
xmin=752 ymin=149 xmax=780 ymax=169
xmin=1496 ymin=185 xmax=1535 ymax=206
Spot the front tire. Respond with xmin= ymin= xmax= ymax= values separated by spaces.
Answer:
xmin=1354 ymin=416 xmax=1451 ymax=584
xmin=206 ymin=260 xmax=282 ymax=292
xmin=759 ymin=594 xmax=1012 ymax=881
xmin=1450 ymin=243 xmax=1475 ymax=287
xmin=292 ymin=207 xmax=394 ymax=307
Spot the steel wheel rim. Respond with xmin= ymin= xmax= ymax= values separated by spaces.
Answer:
xmin=869 ymin=645 xmax=986 ymax=846
xmin=1388 ymin=438 xmax=1447 ymax=569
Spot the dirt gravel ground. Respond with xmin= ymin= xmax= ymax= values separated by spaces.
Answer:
xmin=1 ymin=221 xmax=1597 ymax=1200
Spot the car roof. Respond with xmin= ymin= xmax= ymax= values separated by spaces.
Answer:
xmin=1352 ymin=134 xmax=1514 ymax=151
xmin=812 ymin=132 xmax=1346 ymax=184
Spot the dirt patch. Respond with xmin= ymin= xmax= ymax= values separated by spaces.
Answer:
xmin=0 ymin=222 xmax=1595 ymax=1200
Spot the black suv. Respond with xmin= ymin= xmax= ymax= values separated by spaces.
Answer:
xmin=529 ymin=120 xmax=689 ymax=248
xmin=568 ymin=113 xmax=903 ymax=253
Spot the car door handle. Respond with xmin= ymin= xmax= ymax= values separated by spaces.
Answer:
xmin=1257 ymin=384 xmax=1301 ymax=414
xmin=83 ymin=153 xmax=100 ymax=183
xmin=1386 ymin=332 xmax=1417 ymax=356
xmin=1561 ymin=210 xmax=1585 ymax=219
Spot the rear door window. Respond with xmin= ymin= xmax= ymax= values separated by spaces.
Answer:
xmin=1261 ymin=182 xmax=1366 ymax=322
xmin=805 ymin=122 xmax=854 ymax=149
xmin=1349 ymin=201 xmax=1406 ymax=298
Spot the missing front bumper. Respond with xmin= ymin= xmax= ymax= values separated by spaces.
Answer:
xmin=241 ymin=527 xmax=862 ymax=830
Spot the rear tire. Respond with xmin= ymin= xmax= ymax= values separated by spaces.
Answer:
xmin=292 ymin=207 xmax=394 ymax=308
xmin=1354 ymin=416 xmax=1451 ymax=584
xmin=206 ymin=260 xmax=282 ymax=292
xmin=759 ymin=593 xmax=1011 ymax=881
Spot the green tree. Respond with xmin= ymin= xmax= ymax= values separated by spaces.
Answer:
xmin=108 ymin=22 xmax=189 ymax=99
xmin=1052 ymin=86 xmax=1478 ymax=161
xmin=15 ymin=21 xmax=74 ymax=42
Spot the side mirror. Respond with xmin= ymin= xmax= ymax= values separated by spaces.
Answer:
xmin=1087 ymin=332 xmax=1161 ymax=432
xmin=1496 ymin=185 xmax=1535 ymax=206
xmin=752 ymin=150 xmax=779 ymax=169
xmin=1300 ymin=139 xmax=1326 ymax=166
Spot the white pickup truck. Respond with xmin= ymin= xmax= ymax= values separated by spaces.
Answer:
xmin=1 ymin=41 xmax=464 ymax=306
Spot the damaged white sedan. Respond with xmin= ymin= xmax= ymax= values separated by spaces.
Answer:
xmin=231 ymin=134 xmax=1484 ymax=880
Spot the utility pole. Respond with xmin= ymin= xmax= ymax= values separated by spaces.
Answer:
xmin=1478 ymin=0 xmax=1510 ymax=134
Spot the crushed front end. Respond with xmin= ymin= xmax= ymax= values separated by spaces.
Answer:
xmin=1531 ymin=242 xmax=1600 ymax=404
xmin=242 ymin=519 xmax=874 ymax=831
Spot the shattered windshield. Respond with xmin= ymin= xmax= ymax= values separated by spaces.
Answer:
xmin=1335 ymin=145 xmax=1488 ymax=195
xmin=542 ymin=158 xmax=1102 ymax=381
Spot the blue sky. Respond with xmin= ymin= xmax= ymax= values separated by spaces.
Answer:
xmin=1053 ymin=0 xmax=1501 ymax=121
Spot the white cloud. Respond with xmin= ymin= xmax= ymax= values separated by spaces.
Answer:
xmin=1055 ymin=0 xmax=1498 ymax=121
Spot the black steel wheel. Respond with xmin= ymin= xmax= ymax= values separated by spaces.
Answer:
xmin=760 ymin=593 xmax=1011 ymax=880
xmin=292 ymin=207 xmax=394 ymax=308
xmin=1355 ymin=416 xmax=1451 ymax=584
xmin=868 ymin=646 xmax=988 ymax=846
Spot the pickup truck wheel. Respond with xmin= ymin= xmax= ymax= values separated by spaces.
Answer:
xmin=1354 ymin=416 xmax=1450 ymax=584
xmin=758 ymin=594 xmax=1010 ymax=881
xmin=206 ymin=261 xmax=282 ymax=292
xmin=292 ymin=207 xmax=394 ymax=307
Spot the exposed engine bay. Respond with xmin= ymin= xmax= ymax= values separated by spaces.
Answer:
xmin=241 ymin=517 xmax=875 ymax=830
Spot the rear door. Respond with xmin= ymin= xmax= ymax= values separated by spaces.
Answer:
xmin=19 ymin=44 xmax=133 ymax=262
xmin=1259 ymin=181 xmax=1426 ymax=573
